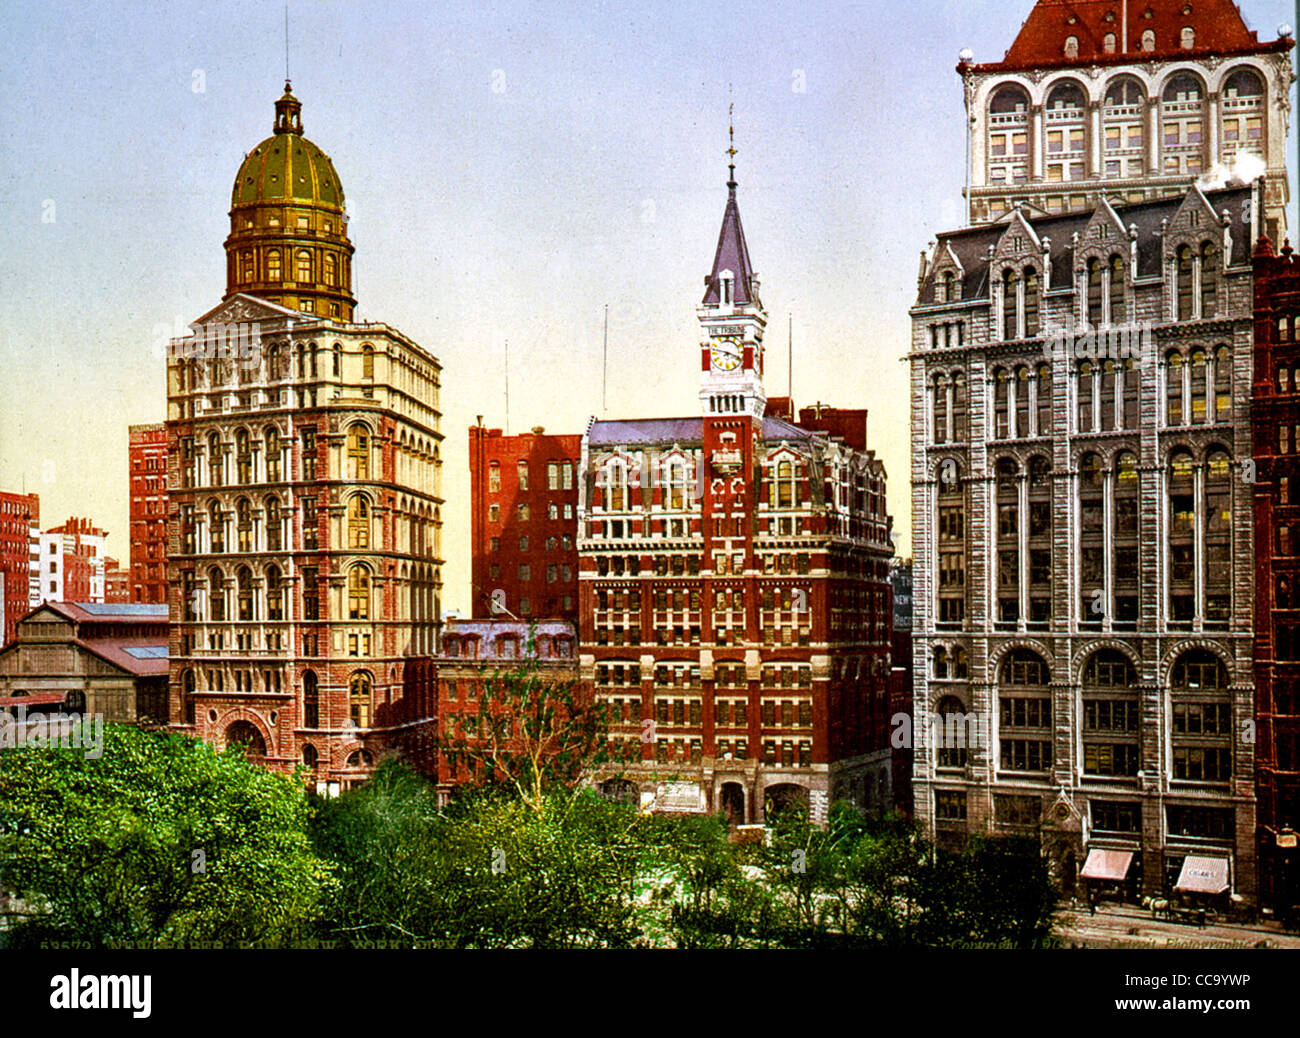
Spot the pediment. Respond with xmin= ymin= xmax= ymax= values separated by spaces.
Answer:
xmin=193 ymin=293 xmax=303 ymax=328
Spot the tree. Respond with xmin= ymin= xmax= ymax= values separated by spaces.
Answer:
xmin=312 ymin=763 xmax=645 ymax=948
xmin=0 ymin=724 xmax=329 ymax=949
xmin=440 ymin=627 xmax=628 ymax=812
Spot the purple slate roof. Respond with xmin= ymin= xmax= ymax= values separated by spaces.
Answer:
xmin=702 ymin=183 xmax=758 ymax=306
xmin=588 ymin=415 xmax=816 ymax=447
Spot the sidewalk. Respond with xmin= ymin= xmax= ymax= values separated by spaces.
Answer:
xmin=1055 ymin=902 xmax=1300 ymax=949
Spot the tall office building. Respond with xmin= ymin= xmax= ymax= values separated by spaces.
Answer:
xmin=166 ymin=84 xmax=444 ymax=789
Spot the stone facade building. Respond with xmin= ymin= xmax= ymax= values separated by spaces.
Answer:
xmin=910 ymin=182 xmax=1260 ymax=901
xmin=960 ymin=0 xmax=1292 ymax=239
xmin=165 ymin=85 xmax=443 ymax=790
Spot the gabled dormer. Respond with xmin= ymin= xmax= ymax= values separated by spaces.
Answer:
xmin=1163 ymin=186 xmax=1232 ymax=322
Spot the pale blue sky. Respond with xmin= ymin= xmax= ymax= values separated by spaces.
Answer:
xmin=1 ymin=0 xmax=1295 ymax=611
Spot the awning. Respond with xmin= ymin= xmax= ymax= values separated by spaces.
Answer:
xmin=1175 ymin=855 xmax=1230 ymax=894
xmin=3 ymin=693 xmax=67 ymax=708
xmin=1081 ymin=848 xmax=1134 ymax=881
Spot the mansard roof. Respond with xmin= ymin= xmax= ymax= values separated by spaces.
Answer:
xmin=970 ymin=0 xmax=1288 ymax=73
xmin=917 ymin=186 xmax=1251 ymax=305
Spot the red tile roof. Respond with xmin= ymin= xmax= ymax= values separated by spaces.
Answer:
xmin=971 ymin=0 xmax=1288 ymax=72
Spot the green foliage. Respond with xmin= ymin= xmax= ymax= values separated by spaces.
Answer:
xmin=0 ymin=724 xmax=329 ymax=949
xmin=440 ymin=633 xmax=627 ymax=813
xmin=313 ymin=763 xmax=644 ymax=947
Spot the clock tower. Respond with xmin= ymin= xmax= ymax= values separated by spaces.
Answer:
xmin=698 ymin=144 xmax=766 ymax=420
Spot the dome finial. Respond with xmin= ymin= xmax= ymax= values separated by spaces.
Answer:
xmin=274 ymin=82 xmax=302 ymax=135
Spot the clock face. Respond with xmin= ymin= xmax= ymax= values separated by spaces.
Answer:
xmin=710 ymin=337 xmax=742 ymax=372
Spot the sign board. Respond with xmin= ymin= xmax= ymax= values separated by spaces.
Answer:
xmin=1278 ymin=831 xmax=1298 ymax=849
xmin=655 ymin=781 xmax=705 ymax=813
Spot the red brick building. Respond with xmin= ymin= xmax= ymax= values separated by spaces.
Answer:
xmin=582 ymin=161 xmax=895 ymax=824
xmin=165 ymin=85 xmax=444 ymax=790
xmin=104 ymin=557 xmax=130 ymax=603
xmin=0 ymin=491 xmax=38 ymax=647
xmin=469 ymin=423 xmax=581 ymax=621
xmin=433 ymin=618 xmax=578 ymax=800
xmin=129 ymin=423 xmax=168 ymax=604
xmin=1252 ymin=235 xmax=1300 ymax=923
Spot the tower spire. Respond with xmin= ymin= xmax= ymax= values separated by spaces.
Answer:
xmin=727 ymin=100 xmax=737 ymax=189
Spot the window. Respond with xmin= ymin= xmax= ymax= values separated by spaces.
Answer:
xmin=296 ymin=249 xmax=312 ymax=282
xmin=348 ymin=566 xmax=371 ymax=619
xmin=489 ymin=462 xmax=500 ymax=492
xmin=348 ymin=424 xmax=369 ymax=479
xmin=349 ymin=673 xmax=372 ymax=729
xmin=348 ymin=495 xmax=370 ymax=548
xmin=301 ymin=427 xmax=317 ymax=481
xmin=517 ymin=460 xmax=529 ymax=490
xmin=266 ymin=565 xmax=284 ymax=621
xmin=361 ymin=344 xmax=374 ymax=379
xmin=267 ymin=249 xmax=282 ymax=279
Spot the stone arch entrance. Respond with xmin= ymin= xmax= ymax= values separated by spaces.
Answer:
xmin=599 ymin=778 xmax=639 ymax=806
xmin=720 ymin=782 xmax=745 ymax=825
xmin=763 ymin=782 xmax=809 ymax=822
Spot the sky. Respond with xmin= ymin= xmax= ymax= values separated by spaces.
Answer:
xmin=1 ymin=0 xmax=1296 ymax=614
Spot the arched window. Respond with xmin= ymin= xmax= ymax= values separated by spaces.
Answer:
xmin=362 ymin=344 xmax=374 ymax=379
xmin=1205 ymin=448 xmax=1232 ymax=624
xmin=1023 ymin=267 xmax=1040 ymax=337
xmin=936 ymin=695 xmax=969 ymax=770
xmin=1082 ymin=649 xmax=1139 ymax=776
xmin=1166 ymin=351 xmax=1185 ymax=425
xmin=348 ymin=424 xmax=370 ymax=480
xmin=1103 ymin=78 xmax=1145 ymax=178
xmin=241 ymin=249 xmax=254 ymax=281
xmin=266 ymin=564 xmax=284 ymax=621
xmin=1141 ymin=29 xmax=1155 ymax=52
xmin=226 ymin=721 xmax=266 ymax=758
xmin=605 ymin=459 xmax=628 ymax=510
xmin=1015 ymin=365 xmax=1030 ymax=438
xmin=1189 ymin=349 xmax=1207 ymax=423
xmin=1086 ymin=257 xmax=1103 ymax=327
xmin=324 ymin=253 xmax=337 ymax=287
xmin=999 ymin=650 xmax=1052 ymax=773
xmin=333 ymin=343 xmax=342 ymax=377
xmin=1222 ymin=67 xmax=1265 ymax=159
xmin=348 ymin=495 xmax=370 ymax=549
xmin=952 ymin=373 xmax=968 ymax=441
xmin=936 ymin=462 xmax=966 ymax=626
xmin=1035 ymin=364 xmax=1051 ymax=436
xmin=1002 ymin=270 xmax=1019 ymax=340
xmin=1045 ymin=81 xmax=1086 ymax=185
xmin=236 ymin=498 xmax=253 ymax=552
xmin=1079 ymin=452 xmax=1104 ymax=622
xmin=265 ymin=496 xmax=281 ymax=551
xmin=348 ymin=566 xmax=371 ymax=620
xmin=296 ymin=249 xmax=312 ymax=282
xmin=1113 ymin=451 xmax=1139 ymax=622
xmin=1109 ymin=255 xmax=1126 ymax=323
xmin=1180 ymin=26 xmax=1194 ymax=49
xmin=303 ymin=670 xmax=319 ymax=728
xmin=209 ymin=501 xmax=225 ymax=553
xmin=1028 ymin=456 xmax=1052 ymax=624
xmin=267 ymin=248 xmax=282 ymax=280
xmin=1168 ymin=449 xmax=1196 ymax=622
xmin=1162 ymin=75 xmax=1206 ymax=176
xmin=1213 ymin=345 xmax=1231 ymax=421
xmin=988 ymin=85 xmax=1030 ymax=189
xmin=208 ymin=432 xmax=223 ymax=486
xmin=265 ymin=427 xmax=281 ymax=481
xmin=302 ymin=744 xmax=319 ymax=769
xmin=237 ymin=565 xmax=254 ymax=621
xmin=1064 ymin=35 xmax=1079 ymax=58
xmin=1170 ymin=650 xmax=1232 ymax=782
xmin=1103 ymin=32 xmax=1117 ymax=53
xmin=1200 ymin=242 xmax=1217 ymax=318
xmin=933 ymin=374 xmax=949 ymax=443
xmin=1100 ymin=360 xmax=1117 ymax=430
xmin=208 ymin=566 xmax=225 ymax=621
xmin=995 ymin=458 xmax=1020 ymax=624
xmin=349 ymin=672 xmax=373 ymax=728
xmin=993 ymin=367 xmax=1010 ymax=438
xmin=1077 ymin=360 xmax=1095 ymax=433
xmin=235 ymin=429 xmax=252 ymax=484
xmin=933 ymin=646 xmax=950 ymax=679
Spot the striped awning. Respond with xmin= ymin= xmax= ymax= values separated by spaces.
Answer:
xmin=1080 ymin=848 xmax=1134 ymax=881
xmin=1175 ymin=855 xmax=1230 ymax=894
